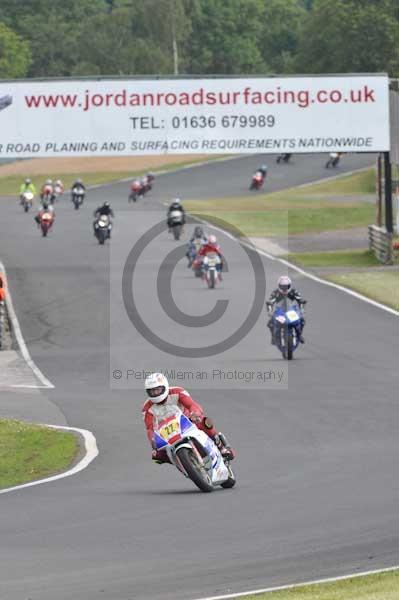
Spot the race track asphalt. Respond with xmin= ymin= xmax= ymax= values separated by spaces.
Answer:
xmin=1 ymin=152 xmax=399 ymax=600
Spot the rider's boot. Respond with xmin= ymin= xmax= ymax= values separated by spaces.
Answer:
xmin=214 ymin=432 xmax=236 ymax=461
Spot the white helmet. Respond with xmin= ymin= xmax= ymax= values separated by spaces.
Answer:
xmin=145 ymin=372 xmax=169 ymax=404
xmin=278 ymin=275 xmax=292 ymax=295
xmin=208 ymin=234 xmax=217 ymax=244
xmin=173 ymin=198 xmax=181 ymax=205
xmin=45 ymin=179 xmax=52 ymax=185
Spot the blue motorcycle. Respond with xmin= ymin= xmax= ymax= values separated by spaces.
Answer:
xmin=267 ymin=299 xmax=304 ymax=360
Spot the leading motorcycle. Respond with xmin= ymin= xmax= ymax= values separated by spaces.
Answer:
xmin=267 ymin=298 xmax=304 ymax=360
xmin=276 ymin=153 xmax=292 ymax=164
xmin=153 ymin=405 xmax=236 ymax=493
xmin=325 ymin=152 xmax=340 ymax=168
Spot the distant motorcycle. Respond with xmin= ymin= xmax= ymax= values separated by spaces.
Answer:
xmin=39 ymin=211 xmax=54 ymax=237
xmin=72 ymin=187 xmax=85 ymax=210
xmin=168 ymin=210 xmax=184 ymax=240
xmin=325 ymin=152 xmax=340 ymax=168
xmin=203 ymin=253 xmax=222 ymax=289
xmin=153 ymin=405 xmax=236 ymax=493
xmin=94 ymin=215 xmax=111 ymax=245
xmin=276 ymin=153 xmax=292 ymax=164
xmin=187 ymin=238 xmax=204 ymax=269
xmin=143 ymin=173 xmax=155 ymax=192
xmin=267 ymin=298 xmax=305 ymax=360
xmin=128 ymin=179 xmax=142 ymax=203
xmin=21 ymin=191 xmax=34 ymax=213
xmin=53 ymin=183 xmax=64 ymax=201
xmin=250 ymin=171 xmax=265 ymax=191
xmin=41 ymin=185 xmax=54 ymax=204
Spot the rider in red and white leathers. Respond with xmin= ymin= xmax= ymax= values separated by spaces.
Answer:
xmin=195 ymin=234 xmax=224 ymax=274
xmin=142 ymin=373 xmax=235 ymax=464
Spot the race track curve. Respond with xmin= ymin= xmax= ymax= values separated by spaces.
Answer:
xmin=0 ymin=152 xmax=398 ymax=600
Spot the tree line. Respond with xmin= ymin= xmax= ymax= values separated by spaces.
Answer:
xmin=1 ymin=0 xmax=399 ymax=80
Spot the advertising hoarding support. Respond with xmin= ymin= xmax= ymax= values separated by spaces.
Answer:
xmin=384 ymin=152 xmax=393 ymax=233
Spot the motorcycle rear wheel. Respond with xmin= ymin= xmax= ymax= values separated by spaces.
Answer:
xmin=176 ymin=447 xmax=213 ymax=493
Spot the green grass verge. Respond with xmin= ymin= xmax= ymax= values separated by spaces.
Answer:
xmin=287 ymin=249 xmax=381 ymax=268
xmin=0 ymin=419 xmax=78 ymax=489
xmin=186 ymin=167 xmax=377 ymax=237
xmin=0 ymin=155 xmax=229 ymax=196
xmin=242 ymin=570 xmax=399 ymax=599
xmin=300 ymin=166 xmax=375 ymax=195
xmin=326 ymin=272 xmax=399 ymax=311
xmin=189 ymin=203 xmax=374 ymax=236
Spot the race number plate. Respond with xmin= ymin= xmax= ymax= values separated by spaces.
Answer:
xmin=159 ymin=418 xmax=180 ymax=441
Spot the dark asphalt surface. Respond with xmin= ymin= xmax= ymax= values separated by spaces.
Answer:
xmin=1 ymin=152 xmax=399 ymax=600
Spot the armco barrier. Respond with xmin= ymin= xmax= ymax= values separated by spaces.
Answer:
xmin=368 ymin=224 xmax=393 ymax=264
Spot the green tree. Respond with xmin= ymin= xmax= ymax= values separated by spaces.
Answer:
xmin=0 ymin=21 xmax=31 ymax=78
xmin=77 ymin=9 xmax=171 ymax=75
xmin=295 ymin=0 xmax=399 ymax=76
xmin=18 ymin=0 xmax=108 ymax=76
xmin=185 ymin=0 xmax=267 ymax=74
xmin=259 ymin=0 xmax=307 ymax=73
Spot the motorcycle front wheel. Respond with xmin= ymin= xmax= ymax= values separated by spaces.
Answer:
xmin=208 ymin=269 xmax=215 ymax=289
xmin=176 ymin=447 xmax=213 ymax=493
xmin=284 ymin=329 xmax=293 ymax=360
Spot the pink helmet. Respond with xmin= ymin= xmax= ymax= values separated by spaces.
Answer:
xmin=278 ymin=275 xmax=292 ymax=295
xmin=208 ymin=234 xmax=217 ymax=245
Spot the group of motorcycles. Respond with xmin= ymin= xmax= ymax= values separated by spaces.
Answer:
xmin=128 ymin=173 xmax=155 ymax=203
xmin=19 ymin=181 xmax=86 ymax=238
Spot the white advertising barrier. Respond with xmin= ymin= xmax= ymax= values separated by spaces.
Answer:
xmin=0 ymin=75 xmax=390 ymax=157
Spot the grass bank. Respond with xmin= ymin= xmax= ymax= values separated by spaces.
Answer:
xmin=301 ymin=166 xmax=375 ymax=195
xmin=242 ymin=569 xmax=399 ymax=600
xmin=0 ymin=419 xmax=78 ymax=489
xmin=287 ymin=249 xmax=381 ymax=268
xmin=326 ymin=272 xmax=399 ymax=311
xmin=187 ymin=198 xmax=374 ymax=237
xmin=186 ymin=168 xmax=376 ymax=237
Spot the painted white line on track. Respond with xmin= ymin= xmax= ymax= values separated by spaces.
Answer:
xmin=10 ymin=384 xmax=53 ymax=389
xmin=293 ymin=164 xmax=373 ymax=190
xmin=192 ymin=565 xmax=399 ymax=600
xmin=197 ymin=218 xmax=399 ymax=318
xmin=0 ymin=261 xmax=55 ymax=388
xmin=0 ymin=424 xmax=98 ymax=495
xmin=185 ymin=161 xmax=396 ymax=318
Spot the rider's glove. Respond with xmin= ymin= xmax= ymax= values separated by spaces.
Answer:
xmin=189 ymin=412 xmax=202 ymax=425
